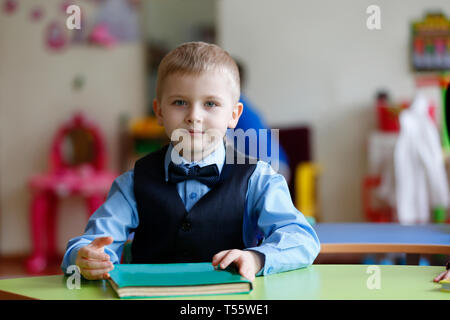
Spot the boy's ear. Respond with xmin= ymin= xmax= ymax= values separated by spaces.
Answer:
xmin=153 ymin=99 xmax=163 ymax=126
xmin=227 ymin=102 xmax=243 ymax=129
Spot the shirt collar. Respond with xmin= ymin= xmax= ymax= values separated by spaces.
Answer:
xmin=164 ymin=141 xmax=226 ymax=182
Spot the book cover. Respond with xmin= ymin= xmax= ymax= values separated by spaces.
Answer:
xmin=108 ymin=262 xmax=253 ymax=299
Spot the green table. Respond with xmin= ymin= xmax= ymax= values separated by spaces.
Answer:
xmin=0 ymin=265 xmax=448 ymax=300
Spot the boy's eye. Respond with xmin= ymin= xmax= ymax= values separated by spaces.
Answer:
xmin=173 ymin=100 xmax=186 ymax=106
xmin=205 ymin=101 xmax=218 ymax=108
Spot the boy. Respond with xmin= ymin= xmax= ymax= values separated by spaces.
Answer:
xmin=61 ymin=42 xmax=320 ymax=281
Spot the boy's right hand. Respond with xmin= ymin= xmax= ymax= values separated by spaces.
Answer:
xmin=75 ymin=236 xmax=114 ymax=280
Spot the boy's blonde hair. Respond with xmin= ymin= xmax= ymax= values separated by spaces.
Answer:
xmin=155 ymin=41 xmax=240 ymax=102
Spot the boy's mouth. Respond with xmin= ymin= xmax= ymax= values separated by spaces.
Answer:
xmin=188 ymin=129 xmax=204 ymax=135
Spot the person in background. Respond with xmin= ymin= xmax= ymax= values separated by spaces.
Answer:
xmin=231 ymin=59 xmax=291 ymax=183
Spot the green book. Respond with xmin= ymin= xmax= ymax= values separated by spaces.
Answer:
xmin=108 ymin=263 xmax=253 ymax=299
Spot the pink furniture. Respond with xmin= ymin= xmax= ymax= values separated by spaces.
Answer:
xmin=26 ymin=112 xmax=118 ymax=274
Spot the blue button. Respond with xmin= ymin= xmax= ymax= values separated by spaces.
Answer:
xmin=190 ymin=192 xmax=197 ymax=199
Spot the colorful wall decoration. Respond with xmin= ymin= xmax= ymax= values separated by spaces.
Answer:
xmin=1 ymin=0 xmax=140 ymax=52
xmin=411 ymin=12 xmax=450 ymax=71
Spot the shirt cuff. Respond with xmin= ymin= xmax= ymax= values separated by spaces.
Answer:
xmin=246 ymin=243 xmax=317 ymax=276
xmin=244 ymin=246 xmax=276 ymax=276
xmin=61 ymin=243 xmax=85 ymax=274
xmin=105 ymin=246 xmax=120 ymax=264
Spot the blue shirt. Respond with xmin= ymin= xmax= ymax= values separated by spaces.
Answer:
xmin=61 ymin=142 xmax=320 ymax=276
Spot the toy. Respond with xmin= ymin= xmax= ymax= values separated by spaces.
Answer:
xmin=375 ymin=90 xmax=436 ymax=133
xmin=363 ymin=175 xmax=393 ymax=222
xmin=88 ymin=23 xmax=117 ymax=48
xmin=295 ymin=162 xmax=320 ymax=224
xmin=26 ymin=112 xmax=118 ymax=274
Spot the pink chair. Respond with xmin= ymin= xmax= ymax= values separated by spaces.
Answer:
xmin=26 ymin=112 xmax=118 ymax=274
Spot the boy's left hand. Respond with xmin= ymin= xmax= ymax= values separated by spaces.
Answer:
xmin=433 ymin=270 xmax=450 ymax=283
xmin=433 ymin=261 xmax=450 ymax=283
xmin=212 ymin=249 xmax=264 ymax=281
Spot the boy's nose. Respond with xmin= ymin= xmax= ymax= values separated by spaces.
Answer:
xmin=185 ymin=105 xmax=203 ymax=124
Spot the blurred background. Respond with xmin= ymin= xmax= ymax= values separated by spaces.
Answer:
xmin=1 ymin=0 xmax=449 ymax=277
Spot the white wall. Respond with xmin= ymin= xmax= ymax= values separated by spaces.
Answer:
xmin=142 ymin=0 xmax=216 ymax=48
xmin=0 ymin=1 xmax=146 ymax=255
xmin=217 ymin=0 xmax=450 ymax=222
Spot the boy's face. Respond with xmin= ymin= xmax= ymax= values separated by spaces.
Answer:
xmin=153 ymin=70 xmax=243 ymax=161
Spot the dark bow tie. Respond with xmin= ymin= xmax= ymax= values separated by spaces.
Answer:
xmin=168 ymin=162 xmax=220 ymax=188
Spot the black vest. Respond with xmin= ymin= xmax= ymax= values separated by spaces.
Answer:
xmin=131 ymin=143 xmax=257 ymax=263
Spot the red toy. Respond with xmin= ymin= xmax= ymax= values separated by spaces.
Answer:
xmin=362 ymin=175 xmax=393 ymax=222
xmin=26 ymin=112 xmax=118 ymax=274
xmin=376 ymin=91 xmax=436 ymax=132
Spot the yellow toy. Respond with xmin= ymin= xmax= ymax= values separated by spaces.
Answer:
xmin=295 ymin=163 xmax=320 ymax=223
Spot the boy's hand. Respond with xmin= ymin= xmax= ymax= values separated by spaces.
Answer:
xmin=433 ymin=261 xmax=450 ymax=283
xmin=75 ymin=236 xmax=114 ymax=280
xmin=212 ymin=249 xmax=264 ymax=281
xmin=433 ymin=270 xmax=450 ymax=282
